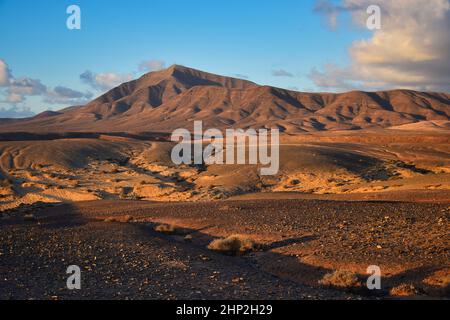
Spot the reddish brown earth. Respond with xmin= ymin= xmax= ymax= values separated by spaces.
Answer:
xmin=0 ymin=199 xmax=448 ymax=300
xmin=0 ymin=65 xmax=449 ymax=300
xmin=0 ymin=65 xmax=448 ymax=133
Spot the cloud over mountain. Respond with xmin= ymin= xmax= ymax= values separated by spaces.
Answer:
xmin=44 ymin=86 xmax=93 ymax=105
xmin=0 ymin=59 xmax=93 ymax=113
xmin=0 ymin=106 xmax=35 ymax=118
xmin=0 ymin=59 xmax=12 ymax=86
xmin=80 ymin=70 xmax=134 ymax=92
xmin=272 ymin=69 xmax=294 ymax=77
xmin=311 ymin=0 xmax=450 ymax=92
xmin=138 ymin=60 xmax=166 ymax=72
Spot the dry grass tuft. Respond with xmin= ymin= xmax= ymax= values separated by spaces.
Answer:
xmin=207 ymin=235 xmax=256 ymax=256
xmin=319 ymin=270 xmax=361 ymax=289
xmin=422 ymin=270 xmax=450 ymax=297
xmin=103 ymin=215 xmax=133 ymax=223
xmin=122 ymin=215 xmax=133 ymax=222
xmin=390 ymin=283 xmax=421 ymax=297
xmin=154 ymin=223 xmax=177 ymax=235
xmin=23 ymin=213 xmax=36 ymax=221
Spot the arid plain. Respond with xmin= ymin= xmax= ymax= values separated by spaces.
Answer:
xmin=0 ymin=66 xmax=449 ymax=299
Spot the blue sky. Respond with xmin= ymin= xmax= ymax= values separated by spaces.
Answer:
xmin=1 ymin=0 xmax=448 ymax=116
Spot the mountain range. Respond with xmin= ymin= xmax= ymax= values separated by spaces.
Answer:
xmin=0 ymin=65 xmax=449 ymax=133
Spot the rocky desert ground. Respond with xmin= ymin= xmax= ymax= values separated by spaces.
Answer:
xmin=0 ymin=66 xmax=449 ymax=300
xmin=0 ymin=130 xmax=449 ymax=300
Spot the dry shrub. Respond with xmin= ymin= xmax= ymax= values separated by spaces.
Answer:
xmin=103 ymin=215 xmax=132 ymax=223
xmin=0 ymin=178 xmax=13 ymax=187
xmin=23 ymin=213 xmax=36 ymax=221
xmin=154 ymin=223 xmax=177 ymax=235
xmin=422 ymin=271 xmax=450 ymax=297
xmin=120 ymin=191 xmax=142 ymax=200
xmin=423 ymin=269 xmax=450 ymax=287
xmin=122 ymin=215 xmax=133 ymax=222
xmin=319 ymin=270 xmax=361 ymax=289
xmin=390 ymin=283 xmax=421 ymax=297
xmin=207 ymin=235 xmax=255 ymax=256
xmin=163 ymin=260 xmax=188 ymax=270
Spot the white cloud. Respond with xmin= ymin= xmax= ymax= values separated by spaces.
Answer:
xmin=234 ymin=74 xmax=249 ymax=79
xmin=0 ymin=106 xmax=35 ymax=118
xmin=314 ymin=0 xmax=365 ymax=29
xmin=309 ymin=64 xmax=360 ymax=91
xmin=138 ymin=59 xmax=166 ymax=72
xmin=272 ymin=69 xmax=294 ymax=77
xmin=0 ymin=59 xmax=93 ymax=110
xmin=80 ymin=70 xmax=134 ymax=91
xmin=311 ymin=0 xmax=450 ymax=92
xmin=0 ymin=59 xmax=12 ymax=86
xmin=44 ymin=86 xmax=93 ymax=105
xmin=5 ymin=93 xmax=24 ymax=103
xmin=8 ymin=78 xmax=47 ymax=96
xmin=81 ymin=60 xmax=166 ymax=91
xmin=54 ymin=86 xmax=90 ymax=99
xmin=1 ymin=57 xmax=171 ymax=114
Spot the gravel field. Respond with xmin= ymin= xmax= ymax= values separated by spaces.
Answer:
xmin=0 ymin=199 xmax=448 ymax=299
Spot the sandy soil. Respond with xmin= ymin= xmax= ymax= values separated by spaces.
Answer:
xmin=1 ymin=130 xmax=449 ymax=211
xmin=0 ymin=130 xmax=449 ymax=300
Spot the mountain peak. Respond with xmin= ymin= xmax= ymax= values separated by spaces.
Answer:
xmin=139 ymin=64 xmax=257 ymax=91
xmin=167 ymin=64 xmax=191 ymax=72
xmin=0 ymin=66 xmax=448 ymax=133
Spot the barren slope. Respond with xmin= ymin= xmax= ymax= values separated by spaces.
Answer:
xmin=0 ymin=65 xmax=448 ymax=133
xmin=1 ymin=130 xmax=449 ymax=210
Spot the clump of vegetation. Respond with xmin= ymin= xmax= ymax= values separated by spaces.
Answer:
xmin=154 ymin=223 xmax=178 ymax=235
xmin=23 ymin=213 xmax=36 ymax=221
xmin=319 ymin=270 xmax=361 ymax=289
xmin=207 ymin=235 xmax=256 ymax=256
xmin=0 ymin=178 xmax=13 ymax=187
xmin=119 ymin=191 xmax=142 ymax=200
xmin=390 ymin=283 xmax=421 ymax=297
xmin=103 ymin=215 xmax=133 ymax=223
xmin=122 ymin=215 xmax=133 ymax=222
xmin=129 ymin=193 xmax=141 ymax=200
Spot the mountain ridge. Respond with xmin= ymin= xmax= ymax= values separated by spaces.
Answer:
xmin=0 ymin=65 xmax=449 ymax=133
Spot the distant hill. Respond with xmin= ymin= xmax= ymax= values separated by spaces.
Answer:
xmin=0 ymin=65 xmax=449 ymax=133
